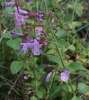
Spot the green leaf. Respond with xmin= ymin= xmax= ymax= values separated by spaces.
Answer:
xmin=30 ymin=96 xmax=38 ymax=100
xmin=62 ymin=84 xmax=69 ymax=92
xmin=67 ymin=4 xmax=73 ymax=9
xmin=48 ymin=55 xmax=62 ymax=66
xmin=68 ymin=84 xmax=76 ymax=92
xmin=78 ymin=83 xmax=89 ymax=93
xmin=72 ymin=96 xmax=82 ymax=100
xmin=58 ymin=39 xmax=66 ymax=46
xmin=6 ymin=38 xmax=22 ymax=50
xmin=1 ymin=31 xmax=12 ymax=39
xmin=69 ymin=21 xmax=82 ymax=29
xmin=75 ymin=4 xmax=83 ymax=17
xmin=3 ymin=6 xmax=15 ymax=13
xmin=10 ymin=61 xmax=23 ymax=74
xmin=56 ymin=30 xmax=68 ymax=38
xmin=47 ymin=49 xmax=55 ymax=54
xmin=36 ymin=90 xmax=43 ymax=99
xmin=68 ymin=61 xmax=85 ymax=72
xmin=69 ymin=45 xmax=75 ymax=51
xmin=25 ymin=19 xmax=35 ymax=24
xmin=50 ymin=86 xmax=61 ymax=99
xmin=67 ymin=3 xmax=83 ymax=17
xmin=32 ymin=80 xmax=41 ymax=88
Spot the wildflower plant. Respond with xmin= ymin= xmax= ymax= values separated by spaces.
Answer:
xmin=1 ymin=0 xmax=89 ymax=100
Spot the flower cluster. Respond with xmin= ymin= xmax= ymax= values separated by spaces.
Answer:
xmin=4 ymin=1 xmax=44 ymax=56
xmin=45 ymin=70 xmax=70 ymax=82
xmin=21 ymin=39 xmax=42 ymax=55
xmin=4 ymin=1 xmax=29 ymax=29
xmin=14 ymin=7 xmax=29 ymax=29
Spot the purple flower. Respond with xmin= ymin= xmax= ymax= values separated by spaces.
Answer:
xmin=10 ymin=32 xmax=24 ymax=38
xmin=26 ymin=38 xmax=34 ymax=43
xmin=24 ymin=76 xmax=28 ymax=80
xmin=14 ymin=7 xmax=28 ymax=15
xmin=21 ymin=42 xmax=34 ymax=53
xmin=36 ymin=37 xmax=41 ymax=40
xmin=26 ymin=0 xmax=32 ymax=2
xmin=20 ymin=39 xmax=42 ymax=55
xmin=15 ymin=13 xmax=28 ymax=28
xmin=52 ymin=18 xmax=55 ymax=23
xmin=4 ymin=2 xmax=15 ymax=6
xmin=37 ymin=14 xmax=43 ymax=22
xmin=36 ymin=27 xmax=43 ymax=35
xmin=15 ymin=13 xmax=24 ymax=28
xmin=60 ymin=70 xmax=70 ymax=82
xmin=32 ymin=39 xmax=42 ymax=55
xmin=46 ymin=72 xmax=52 ymax=82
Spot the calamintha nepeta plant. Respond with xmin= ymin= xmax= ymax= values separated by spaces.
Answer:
xmin=2 ymin=0 xmax=89 ymax=100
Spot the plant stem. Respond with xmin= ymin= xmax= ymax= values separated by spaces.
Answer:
xmin=72 ymin=0 xmax=78 ymax=21
xmin=68 ymin=79 xmax=76 ymax=96
xmin=46 ymin=70 xmax=56 ymax=100
xmin=44 ymin=0 xmax=66 ymax=99
xmin=44 ymin=0 xmax=56 ymax=40
xmin=55 ymin=43 xmax=65 ymax=69
xmin=44 ymin=0 xmax=65 ymax=69
xmin=44 ymin=0 xmax=75 ymax=99
xmin=48 ymin=0 xmax=65 ymax=29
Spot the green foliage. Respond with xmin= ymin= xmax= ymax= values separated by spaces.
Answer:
xmin=72 ymin=96 xmax=82 ymax=100
xmin=30 ymin=96 xmax=38 ymax=100
xmin=1 ymin=31 xmax=12 ymax=39
xmin=67 ymin=2 xmax=83 ymax=17
xmin=78 ymin=83 xmax=89 ymax=93
xmin=69 ymin=21 xmax=82 ymax=29
xmin=48 ymin=55 xmax=62 ymax=66
xmin=56 ymin=30 xmax=68 ymax=38
xmin=68 ymin=61 xmax=85 ymax=72
xmin=6 ymin=38 xmax=22 ymax=50
xmin=50 ymin=86 xmax=61 ymax=99
xmin=10 ymin=61 xmax=23 ymax=74
xmin=1 ymin=0 xmax=89 ymax=100
xmin=3 ymin=6 xmax=15 ymax=13
xmin=36 ymin=90 xmax=43 ymax=99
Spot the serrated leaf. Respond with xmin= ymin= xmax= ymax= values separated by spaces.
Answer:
xmin=6 ymin=38 xmax=22 ymax=50
xmin=75 ymin=8 xmax=83 ymax=17
xmin=69 ymin=21 xmax=82 ymax=29
xmin=48 ymin=55 xmax=62 ymax=66
xmin=3 ymin=6 xmax=15 ymax=13
xmin=32 ymin=80 xmax=41 ymax=88
xmin=67 ymin=4 xmax=73 ymax=9
xmin=10 ymin=61 xmax=23 ymax=74
xmin=1 ymin=31 xmax=12 ymax=39
xmin=36 ymin=90 xmax=43 ymax=99
xmin=30 ymin=96 xmax=38 ymax=100
xmin=75 ymin=4 xmax=83 ymax=17
xmin=62 ymin=84 xmax=69 ymax=92
xmin=78 ymin=83 xmax=89 ymax=93
xmin=56 ymin=30 xmax=68 ymax=38
xmin=47 ymin=49 xmax=55 ymax=54
xmin=69 ymin=45 xmax=75 ymax=51
xmin=58 ymin=39 xmax=66 ymax=46
xmin=72 ymin=96 xmax=82 ymax=100
xmin=68 ymin=84 xmax=76 ymax=92
xmin=50 ymin=86 xmax=61 ymax=99
xmin=68 ymin=61 xmax=85 ymax=72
